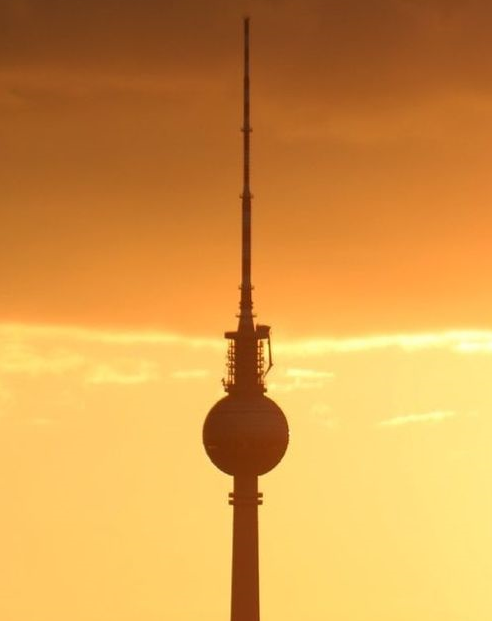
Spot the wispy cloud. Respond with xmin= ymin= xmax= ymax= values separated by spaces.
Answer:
xmin=453 ymin=339 xmax=492 ymax=354
xmin=0 ymin=68 xmax=222 ymax=110
xmin=269 ymin=368 xmax=334 ymax=393
xmin=285 ymin=368 xmax=334 ymax=379
xmin=0 ymin=343 xmax=85 ymax=376
xmin=2 ymin=323 xmax=492 ymax=361
xmin=170 ymin=369 xmax=210 ymax=379
xmin=378 ymin=410 xmax=457 ymax=427
xmin=86 ymin=361 xmax=159 ymax=385
xmin=276 ymin=330 xmax=492 ymax=356
xmin=0 ymin=323 xmax=222 ymax=349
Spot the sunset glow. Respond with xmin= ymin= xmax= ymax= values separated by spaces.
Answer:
xmin=2 ymin=1 xmax=492 ymax=620
xmin=1 ymin=321 xmax=492 ymax=620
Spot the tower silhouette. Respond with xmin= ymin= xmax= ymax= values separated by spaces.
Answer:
xmin=203 ymin=18 xmax=289 ymax=621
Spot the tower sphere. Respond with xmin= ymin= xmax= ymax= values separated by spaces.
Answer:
xmin=203 ymin=394 xmax=289 ymax=476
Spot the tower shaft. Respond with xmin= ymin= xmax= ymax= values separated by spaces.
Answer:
xmin=230 ymin=475 xmax=261 ymax=621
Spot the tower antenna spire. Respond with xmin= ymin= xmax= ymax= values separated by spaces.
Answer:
xmin=240 ymin=16 xmax=253 ymax=326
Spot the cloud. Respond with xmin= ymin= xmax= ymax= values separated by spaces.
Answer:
xmin=0 ymin=343 xmax=85 ymax=376
xmin=86 ymin=361 xmax=159 ymax=385
xmin=2 ymin=324 xmax=492 ymax=372
xmin=453 ymin=339 xmax=492 ymax=354
xmin=276 ymin=330 xmax=492 ymax=357
xmin=269 ymin=380 xmax=324 ymax=393
xmin=277 ymin=92 xmax=492 ymax=146
xmin=0 ymin=69 xmax=221 ymax=110
xmin=285 ymin=368 xmax=334 ymax=379
xmin=0 ymin=323 xmax=222 ymax=349
xmin=170 ymin=369 xmax=210 ymax=379
xmin=2 ymin=0 xmax=491 ymax=111
xmin=378 ymin=410 xmax=457 ymax=427
xmin=269 ymin=368 xmax=334 ymax=393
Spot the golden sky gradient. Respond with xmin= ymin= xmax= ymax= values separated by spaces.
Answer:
xmin=2 ymin=1 xmax=492 ymax=620
xmin=3 ymin=0 xmax=492 ymax=333
xmin=1 ymin=323 xmax=492 ymax=621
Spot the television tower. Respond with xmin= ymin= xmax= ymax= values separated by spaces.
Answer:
xmin=203 ymin=17 xmax=289 ymax=621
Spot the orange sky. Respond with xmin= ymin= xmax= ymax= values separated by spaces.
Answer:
xmin=3 ymin=0 xmax=492 ymax=334
xmin=2 ymin=2 xmax=492 ymax=621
